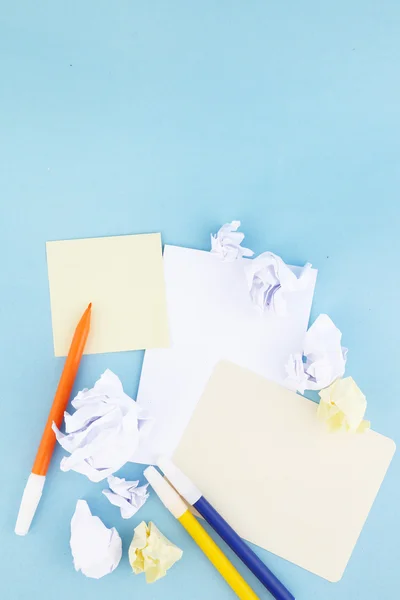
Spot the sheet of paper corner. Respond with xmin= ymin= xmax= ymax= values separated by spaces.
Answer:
xmin=133 ymin=244 xmax=318 ymax=464
xmin=46 ymin=233 xmax=170 ymax=356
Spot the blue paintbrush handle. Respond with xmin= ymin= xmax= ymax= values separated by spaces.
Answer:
xmin=193 ymin=496 xmax=295 ymax=600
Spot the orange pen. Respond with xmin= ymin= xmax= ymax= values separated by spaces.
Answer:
xmin=15 ymin=303 xmax=92 ymax=536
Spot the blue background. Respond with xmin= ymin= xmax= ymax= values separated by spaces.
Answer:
xmin=1 ymin=2 xmax=399 ymax=599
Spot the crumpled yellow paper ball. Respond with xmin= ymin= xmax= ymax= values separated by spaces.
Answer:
xmin=318 ymin=377 xmax=370 ymax=433
xmin=128 ymin=521 xmax=183 ymax=583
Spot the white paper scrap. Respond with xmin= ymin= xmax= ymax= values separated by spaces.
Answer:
xmin=53 ymin=370 xmax=151 ymax=482
xmin=210 ymin=221 xmax=254 ymax=261
xmin=285 ymin=354 xmax=309 ymax=394
xmin=245 ymin=251 xmax=312 ymax=315
xmin=102 ymin=475 xmax=149 ymax=519
xmin=286 ymin=314 xmax=347 ymax=392
xmin=70 ymin=500 xmax=122 ymax=579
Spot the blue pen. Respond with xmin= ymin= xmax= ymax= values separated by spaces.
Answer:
xmin=157 ymin=457 xmax=295 ymax=600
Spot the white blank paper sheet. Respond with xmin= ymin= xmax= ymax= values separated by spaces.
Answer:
xmin=174 ymin=361 xmax=396 ymax=582
xmin=135 ymin=245 xmax=318 ymax=464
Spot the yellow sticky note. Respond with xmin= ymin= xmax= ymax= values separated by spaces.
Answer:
xmin=128 ymin=521 xmax=182 ymax=583
xmin=46 ymin=233 xmax=169 ymax=356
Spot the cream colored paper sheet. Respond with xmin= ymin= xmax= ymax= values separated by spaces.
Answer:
xmin=46 ymin=233 xmax=169 ymax=356
xmin=173 ymin=361 xmax=396 ymax=582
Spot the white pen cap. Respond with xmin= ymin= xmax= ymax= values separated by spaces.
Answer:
xmin=157 ymin=456 xmax=202 ymax=505
xmin=15 ymin=474 xmax=46 ymax=536
xmin=144 ymin=466 xmax=188 ymax=519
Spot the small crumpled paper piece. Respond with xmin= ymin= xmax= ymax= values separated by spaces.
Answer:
xmin=128 ymin=521 xmax=183 ymax=583
xmin=102 ymin=475 xmax=149 ymax=519
xmin=210 ymin=220 xmax=254 ymax=261
xmin=286 ymin=314 xmax=348 ymax=393
xmin=52 ymin=369 xmax=151 ymax=482
xmin=245 ymin=251 xmax=312 ymax=315
xmin=317 ymin=377 xmax=370 ymax=433
xmin=70 ymin=500 xmax=122 ymax=579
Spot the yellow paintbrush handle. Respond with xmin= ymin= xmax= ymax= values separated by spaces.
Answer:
xmin=178 ymin=510 xmax=260 ymax=600
xmin=144 ymin=466 xmax=260 ymax=599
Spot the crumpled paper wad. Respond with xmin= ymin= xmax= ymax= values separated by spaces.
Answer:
xmin=318 ymin=377 xmax=370 ymax=433
xmin=52 ymin=369 xmax=151 ymax=482
xmin=103 ymin=475 xmax=149 ymax=519
xmin=210 ymin=220 xmax=254 ymax=261
xmin=70 ymin=500 xmax=122 ymax=579
xmin=245 ymin=251 xmax=312 ymax=315
xmin=128 ymin=521 xmax=183 ymax=583
xmin=286 ymin=314 xmax=348 ymax=393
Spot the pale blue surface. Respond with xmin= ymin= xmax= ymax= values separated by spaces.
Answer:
xmin=0 ymin=2 xmax=399 ymax=599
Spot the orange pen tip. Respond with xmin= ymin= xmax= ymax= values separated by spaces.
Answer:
xmin=87 ymin=302 xmax=92 ymax=310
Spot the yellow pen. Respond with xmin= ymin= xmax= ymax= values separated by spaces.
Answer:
xmin=144 ymin=467 xmax=260 ymax=600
